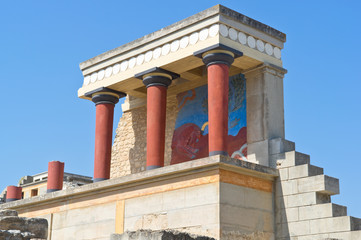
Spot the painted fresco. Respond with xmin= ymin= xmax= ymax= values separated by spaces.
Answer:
xmin=171 ymin=73 xmax=247 ymax=165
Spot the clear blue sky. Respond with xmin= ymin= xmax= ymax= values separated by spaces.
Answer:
xmin=1 ymin=0 xmax=360 ymax=217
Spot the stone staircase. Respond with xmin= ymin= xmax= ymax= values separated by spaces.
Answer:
xmin=273 ymin=141 xmax=361 ymax=240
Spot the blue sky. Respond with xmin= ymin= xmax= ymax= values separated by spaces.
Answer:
xmin=1 ymin=0 xmax=360 ymax=217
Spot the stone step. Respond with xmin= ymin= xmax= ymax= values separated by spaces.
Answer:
xmin=288 ymin=164 xmax=324 ymax=180
xmin=298 ymin=175 xmax=339 ymax=195
xmin=276 ymin=174 xmax=339 ymax=197
xmin=328 ymin=230 xmax=361 ymax=240
xmin=271 ymin=151 xmax=310 ymax=169
xmin=277 ymin=192 xmax=331 ymax=209
xmin=308 ymin=216 xmax=361 ymax=235
xmin=298 ymin=203 xmax=347 ymax=221
xmin=277 ymin=216 xmax=361 ymax=238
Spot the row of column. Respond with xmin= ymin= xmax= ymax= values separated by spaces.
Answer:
xmin=4 ymin=45 xmax=241 ymax=202
xmin=5 ymin=161 xmax=64 ymax=202
xmin=86 ymin=45 xmax=242 ymax=181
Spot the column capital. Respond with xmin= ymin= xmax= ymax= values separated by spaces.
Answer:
xmin=194 ymin=44 xmax=243 ymax=67
xmin=135 ymin=67 xmax=180 ymax=88
xmin=85 ymin=87 xmax=126 ymax=105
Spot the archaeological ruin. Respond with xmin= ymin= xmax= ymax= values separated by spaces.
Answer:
xmin=1 ymin=4 xmax=360 ymax=240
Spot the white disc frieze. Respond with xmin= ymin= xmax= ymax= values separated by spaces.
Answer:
xmin=112 ymin=64 xmax=120 ymax=75
xmin=238 ymin=32 xmax=247 ymax=44
xmin=274 ymin=47 xmax=281 ymax=59
xmin=97 ymin=69 xmax=105 ymax=80
xmin=189 ymin=32 xmax=199 ymax=45
xmin=105 ymin=66 xmax=113 ymax=78
xmin=219 ymin=24 xmax=228 ymax=37
xmin=209 ymin=24 xmax=219 ymax=37
xmin=199 ymin=28 xmax=209 ymax=41
xmin=256 ymin=39 xmax=265 ymax=52
xmin=153 ymin=47 xmax=162 ymax=59
xmin=145 ymin=51 xmax=153 ymax=62
xmin=128 ymin=57 xmax=136 ymax=69
xmin=84 ymin=76 xmax=90 ymax=86
xmin=91 ymin=72 xmax=98 ymax=83
xmin=229 ymin=28 xmax=238 ymax=41
xmin=120 ymin=60 xmax=128 ymax=72
xmin=171 ymin=40 xmax=180 ymax=52
xmin=180 ymin=36 xmax=189 ymax=48
xmin=265 ymin=43 xmax=273 ymax=56
xmin=247 ymin=36 xmax=256 ymax=48
xmin=162 ymin=43 xmax=171 ymax=56
xmin=136 ymin=54 xmax=144 ymax=65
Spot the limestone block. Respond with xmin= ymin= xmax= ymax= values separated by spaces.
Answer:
xmin=328 ymin=230 xmax=361 ymax=240
xmin=268 ymin=138 xmax=295 ymax=155
xmin=220 ymin=205 xmax=273 ymax=233
xmin=297 ymin=175 xmax=339 ymax=195
xmin=52 ymin=202 xmax=116 ymax=230
xmin=309 ymin=216 xmax=361 ymax=235
xmin=276 ymin=220 xmax=310 ymax=238
xmin=278 ymin=168 xmax=289 ymax=181
xmin=298 ymin=203 xmax=347 ymax=221
xmin=167 ymin=204 xmax=219 ymax=229
xmin=275 ymin=179 xmax=298 ymax=197
xmin=284 ymin=192 xmax=330 ymax=208
xmin=271 ymin=151 xmax=310 ymax=169
xmin=288 ymin=164 xmax=323 ymax=180
xmin=276 ymin=207 xmax=299 ymax=224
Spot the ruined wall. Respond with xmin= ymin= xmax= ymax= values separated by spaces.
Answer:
xmin=110 ymin=95 xmax=178 ymax=178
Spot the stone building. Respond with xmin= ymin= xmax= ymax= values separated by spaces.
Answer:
xmin=1 ymin=5 xmax=361 ymax=240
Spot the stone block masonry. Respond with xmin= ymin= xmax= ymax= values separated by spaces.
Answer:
xmin=0 ymin=209 xmax=48 ymax=240
xmin=110 ymin=95 xmax=178 ymax=178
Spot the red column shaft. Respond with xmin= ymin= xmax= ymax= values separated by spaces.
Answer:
xmin=208 ymin=63 xmax=229 ymax=156
xmin=47 ymin=161 xmax=64 ymax=192
xmin=6 ymin=186 xmax=22 ymax=202
xmin=94 ymin=103 xmax=115 ymax=181
xmin=146 ymin=86 xmax=167 ymax=169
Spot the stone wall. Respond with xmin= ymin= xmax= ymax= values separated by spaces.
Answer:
xmin=111 ymin=230 xmax=215 ymax=240
xmin=0 ymin=209 xmax=48 ymax=240
xmin=110 ymin=95 xmax=178 ymax=178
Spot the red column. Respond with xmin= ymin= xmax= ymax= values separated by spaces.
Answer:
xmin=196 ymin=47 xmax=239 ymax=156
xmin=85 ymin=88 xmax=125 ymax=182
xmin=47 ymin=161 xmax=64 ymax=193
xmin=135 ymin=67 xmax=179 ymax=170
xmin=6 ymin=186 xmax=22 ymax=202
xmin=207 ymin=63 xmax=230 ymax=156
xmin=94 ymin=103 xmax=115 ymax=181
xmin=146 ymin=85 xmax=167 ymax=169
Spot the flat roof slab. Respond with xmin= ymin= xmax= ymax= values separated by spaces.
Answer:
xmin=78 ymin=5 xmax=286 ymax=100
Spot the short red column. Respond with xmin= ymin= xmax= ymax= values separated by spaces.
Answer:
xmin=6 ymin=186 xmax=22 ymax=202
xmin=135 ymin=67 xmax=179 ymax=170
xmin=47 ymin=161 xmax=64 ymax=193
xmin=85 ymin=87 xmax=126 ymax=182
xmin=194 ymin=45 xmax=242 ymax=156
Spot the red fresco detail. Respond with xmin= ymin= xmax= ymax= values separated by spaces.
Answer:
xmin=171 ymin=124 xmax=247 ymax=164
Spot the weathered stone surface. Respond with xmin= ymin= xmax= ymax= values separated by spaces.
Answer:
xmin=0 ymin=209 xmax=18 ymax=217
xmin=110 ymin=95 xmax=178 ymax=179
xmin=111 ymin=230 xmax=215 ymax=240
xmin=0 ymin=210 xmax=47 ymax=240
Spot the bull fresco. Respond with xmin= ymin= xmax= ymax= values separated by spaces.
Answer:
xmin=171 ymin=73 xmax=247 ymax=164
